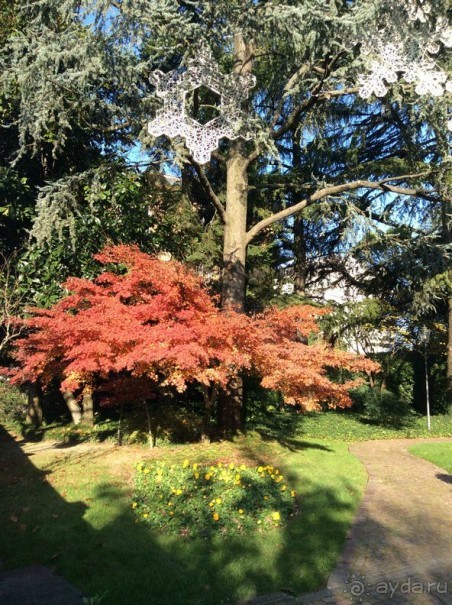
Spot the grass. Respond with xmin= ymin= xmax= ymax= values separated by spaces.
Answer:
xmin=0 ymin=428 xmax=366 ymax=604
xmin=1 ymin=408 xmax=450 ymax=603
xmin=251 ymin=410 xmax=452 ymax=444
xmin=15 ymin=410 xmax=452 ymax=451
xmin=409 ymin=442 xmax=452 ymax=474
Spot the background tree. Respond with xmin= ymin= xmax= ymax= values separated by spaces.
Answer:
xmin=1 ymin=0 xmax=450 ymax=432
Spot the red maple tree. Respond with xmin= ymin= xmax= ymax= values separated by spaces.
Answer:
xmin=9 ymin=245 xmax=378 ymax=436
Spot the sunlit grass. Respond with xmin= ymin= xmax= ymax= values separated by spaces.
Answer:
xmin=409 ymin=442 xmax=452 ymax=473
xmin=0 ymin=430 xmax=366 ymax=604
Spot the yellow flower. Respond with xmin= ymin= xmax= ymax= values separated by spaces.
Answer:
xmin=272 ymin=512 xmax=280 ymax=521
xmin=281 ymin=485 xmax=286 ymax=491
xmin=132 ymin=502 xmax=138 ymax=509
xmin=143 ymin=513 xmax=149 ymax=519
xmin=235 ymin=474 xmax=241 ymax=481
xmin=264 ymin=496 xmax=269 ymax=500
xmin=209 ymin=501 xmax=215 ymax=507
xmin=275 ymin=469 xmax=280 ymax=475
xmin=143 ymin=469 xmax=150 ymax=474
xmin=239 ymin=509 xmax=244 ymax=515
xmin=182 ymin=459 xmax=189 ymax=469
xmin=193 ymin=463 xmax=198 ymax=470
xmin=205 ymin=474 xmax=211 ymax=481
xmin=155 ymin=475 xmax=162 ymax=483
xmin=213 ymin=512 xmax=220 ymax=521
xmin=216 ymin=498 xmax=222 ymax=504
xmin=240 ymin=464 xmax=246 ymax=471
xmin=257 ymin=466 xmax=264 ymax=473
xmin=168 ymin=501 xmax=173 ymax=507
xmin=229 ymin=463 xmax=234 ymax=470
xmin=169 ymin=511 xmax=174 ymax=516
xmin=257 ymin=520 xmax=262 ymax=525
xmin=290 ymin=490 xmax=296 ymax=498
xmin=217 ymin=462 xmax=223 ymax=468
xmin=176 ymin=489 xmax=183 ymax=496
xmin=195 ymin=472 xmax=200 ymax=479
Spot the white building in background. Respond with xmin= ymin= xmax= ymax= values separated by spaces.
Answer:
xmin=278 ymin=256 xmax=393 ymax=355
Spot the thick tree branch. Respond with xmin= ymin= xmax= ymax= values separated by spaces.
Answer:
xmin=246 ymin=173 xmax=434 ymax=244
xmin=189 ymin=157 xmax=227 ymax=224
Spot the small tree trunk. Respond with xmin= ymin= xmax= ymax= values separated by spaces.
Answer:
xmin=82 ymin=386 xmax=94 ymax=426
xmin=201 ymin=385 xmax=217 ymax=443
xmin=145 ymin=401 xmax=157 ymax=448
xmin=217 ymin=376 xmax=244 ymax=439
xmin=63 ymin=390 xmax=83 ymax=425
xmin=293 ymin=215 xmax=308 ymax=296
xmin=26 ymin=382 xmax=43 ymax=427
xmin=292 ymin=135 xmax=308 ymax=297
xmin=447 ymin=291 xmax=452 ymax=405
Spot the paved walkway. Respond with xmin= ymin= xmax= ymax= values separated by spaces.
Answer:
xmin=242 ymin=438 xmax=452 ymax=605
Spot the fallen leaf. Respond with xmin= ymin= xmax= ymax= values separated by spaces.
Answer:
xmin=9 ymin=515 xmax=18 ymax=523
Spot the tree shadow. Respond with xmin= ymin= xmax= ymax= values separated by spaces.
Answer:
xmin=248 ymin=408 xmax=335 ymax=452
xmin=436 ymin=473 xmax=452 ymax=484
xmin=0 ymin=425 xmax=275 ymax=603
xmin=11 ymin=422 xmax=448 ymax=605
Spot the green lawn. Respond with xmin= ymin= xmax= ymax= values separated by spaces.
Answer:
xmin=0 ymin=429 xmax=366 ymax=604
xmin=1 ymin=410 xmax=451 ymax=604
xmin=409 ymin=442 xmax=452 ymax=474
xmin=251 ymin=410 xmax=452 ymax=443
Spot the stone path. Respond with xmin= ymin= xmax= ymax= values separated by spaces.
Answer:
xmin=241 ymin=438 xmax=452 ymax=605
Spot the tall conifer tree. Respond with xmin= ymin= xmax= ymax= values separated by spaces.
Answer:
xmin=1 ymin=0 xmax=450 ymax=431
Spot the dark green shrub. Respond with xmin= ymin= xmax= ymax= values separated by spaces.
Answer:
xmin=0 ymin=380 xmax=27 ymax=426
xmin=351 ymin=386 xmax=414 ymax=427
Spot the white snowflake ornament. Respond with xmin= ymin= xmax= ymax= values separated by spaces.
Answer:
xmin=148 ymin=46 xmax=256 ymax=164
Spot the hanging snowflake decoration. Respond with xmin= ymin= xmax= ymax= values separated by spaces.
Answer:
xmin=148 ymin=46 xmax=256 ymax=164
xmin=357 ymin=0 xmax=451 ymax=129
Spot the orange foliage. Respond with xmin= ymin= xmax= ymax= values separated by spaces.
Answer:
xmin=9 ymin=245 xmax=379 ymax=411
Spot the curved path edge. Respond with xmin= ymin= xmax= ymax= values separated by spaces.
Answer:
xmin=242 ymin=438 xmax=452 ymax=605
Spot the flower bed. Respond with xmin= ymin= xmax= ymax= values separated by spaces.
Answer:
xmin=132 ymin=459 xmax=297 ymax=537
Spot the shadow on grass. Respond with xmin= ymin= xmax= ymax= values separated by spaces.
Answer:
xmin=20 ymin=422 xmax=118 ymax=445
xmin=249 ymin=410 xmax=336 ymax=452
xmin=0 ymin=424 xmax=358 ymax=604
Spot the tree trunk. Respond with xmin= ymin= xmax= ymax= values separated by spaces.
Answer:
xmin=292 ymin=130 xmax=308 ymax=296
xmin=63 ymin=390 xmax=83 ymax=425
xmin=221 ymin=148 xmax=248 ymax=311
xmin=26 ymin=382 xmax=43 ymax=428
xmin=201 ymin=385 xmax=217 ymax=443
xmin=293 ymin=215 xmax=308 ymax=296
xmin=82 ymin=387 xmax=94 ymax=426
xmin=447 ymin=291 xmax=452 ymax=405
xmin=217 ymin=33 xmax=254 ymax=437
